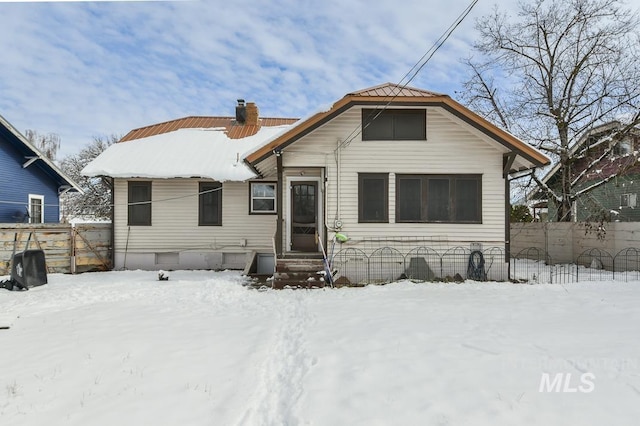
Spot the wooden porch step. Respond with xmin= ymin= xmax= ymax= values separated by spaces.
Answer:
xmin=276 ymin=259 xmax=325 ymax=272
xmin=272 ymin=257 xmax=328 ymax=289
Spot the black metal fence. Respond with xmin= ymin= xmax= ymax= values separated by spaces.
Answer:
xmin=511 ymin=246 xmax=640 ymax=283
xmin=332 ymin=246 xmax=508 ymax=285
xmin=332 ymin=245 xmax=640 ymax=285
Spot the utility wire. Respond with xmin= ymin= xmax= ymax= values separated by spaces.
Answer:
xmin=335 ymin=0 xmax=479 ymax=151
xmin=4 ymin=1 xmax=478 ymax=217
xmin=0 ymin=186 xmax=223 ymax=209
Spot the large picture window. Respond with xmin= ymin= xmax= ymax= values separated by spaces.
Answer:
xmin=362 ymin=109 xmax=426 ymax=141
xmin=358 ymin=173 xmax=389 ymax=223
xmin=396 ymin=174 xmax=481 ymax=223
xmin=128 ymin=181 xmax=151 ymax=226
xmin=199 ymin=182 xmax=222 ymax=226
xmin=250 ymin=182 xmax=276 ymax=214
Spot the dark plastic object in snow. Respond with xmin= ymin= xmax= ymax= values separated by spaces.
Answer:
xmin=2 ymin=250 xmax=48 ymax=291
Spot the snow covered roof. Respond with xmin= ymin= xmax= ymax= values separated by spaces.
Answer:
xmin=82 ymin=125 xmax=292 ymax=181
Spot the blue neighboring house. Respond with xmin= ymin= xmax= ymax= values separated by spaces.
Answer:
xmin=0 ymin=114 xmax=82 ymax=223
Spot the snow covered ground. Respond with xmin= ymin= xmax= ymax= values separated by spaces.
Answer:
xmin=1 ymin=271 xmax=640 ymax=425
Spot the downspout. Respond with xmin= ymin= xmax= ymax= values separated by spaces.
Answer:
xmin=335 ymin=138 xmax=342 ymax=227
xmin=108 ymin=177 xmax=115 ymax=270
xmin=505 ymin=174 xmax=511 ymax=280
xmin=275 ymin=150 xmax=283 ymax=256
xmin=503 ymin=153 xmax=516 ymax=281
xmin=70 ymin=225 xmax=76 ymax=274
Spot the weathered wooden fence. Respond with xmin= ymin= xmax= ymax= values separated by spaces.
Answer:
xmin=0 ymin=223 xmax=112 ymax=275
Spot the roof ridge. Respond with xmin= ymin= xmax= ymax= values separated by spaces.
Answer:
xmin=348 ymin=82 xmax=445 ymax=97
xmin=128 ymin=115 xmax=299 ymax=133
xmin=121 ymin=115 xmax=299 ymax=142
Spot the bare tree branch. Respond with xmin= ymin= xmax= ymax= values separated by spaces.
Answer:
xmin=461 ymin=0 xmax=640 ymax=221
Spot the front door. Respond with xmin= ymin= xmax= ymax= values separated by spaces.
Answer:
xmin=290 ymin=181 xmax=318 ymax=251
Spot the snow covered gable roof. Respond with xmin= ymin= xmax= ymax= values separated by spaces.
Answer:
xmin=82 ymin=124 xmax=293 ymax=181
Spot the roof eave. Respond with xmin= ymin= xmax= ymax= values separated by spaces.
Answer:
xmin=0 ymin=114 xmax=84 ymax=194
xmin=245 ymin=94 xmax=452 ymax=165
xmin=245 ymin=94 xmax=550 ymax=170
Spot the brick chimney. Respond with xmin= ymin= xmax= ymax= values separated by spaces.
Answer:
xmin=246 ymin=102 xmax=259 ymax=126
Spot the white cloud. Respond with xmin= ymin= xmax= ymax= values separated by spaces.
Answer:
xmin=1 ymin=0 xmax=639 ymax=158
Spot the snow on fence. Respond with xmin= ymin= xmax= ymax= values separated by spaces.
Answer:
xmin=0 ymin=223 xmax=112 ymax=275
xmin=333 ymin=244 xmax=640 ymax=285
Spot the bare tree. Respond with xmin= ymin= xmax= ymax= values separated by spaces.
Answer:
xmin=59 ymin=135 xmax=119 ymax=221
xmin=24 ymin=129 xmax=61 ymax=161
xmin=461 ymin=0 xmax=640 ymax=221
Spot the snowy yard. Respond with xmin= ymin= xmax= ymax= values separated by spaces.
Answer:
xmin=1 ymin=271 xmax=640 ymax=425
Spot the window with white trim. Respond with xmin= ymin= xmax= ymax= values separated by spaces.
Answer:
xmin=613 ymin=139 xmax=633 ymax=156
xmin=620 ymin=193 xmax=637 ymax=208
xmin=28 ymin=194 xmax=44 ymax=224
xmin=250 ymin=182 xmax=276 ymax=214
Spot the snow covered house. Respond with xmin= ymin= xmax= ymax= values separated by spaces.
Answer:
xmin=0 ymin=114 xmax=82 ymax=223
xmin=83 ymin=84 xmax=549 ymax=283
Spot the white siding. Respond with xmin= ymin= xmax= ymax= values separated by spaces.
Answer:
xmin=278 ymin=106 xmax=508 ymax=252
xmin=113 ymin=178 xmax=276 ymax=269
xmin=115 ymin=104 xmax=511 ymax=270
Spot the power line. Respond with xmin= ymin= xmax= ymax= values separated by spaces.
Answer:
xmin=4 ymin=2 xmax=479 ymax=220
xmin=0 ymin=186 xmax=223 ymax=210
xmin=336 ymin=0 xmax=479 ymax=151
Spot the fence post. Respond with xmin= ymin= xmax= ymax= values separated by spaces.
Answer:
xmin=70 ymin=226 xmax=76 ymax=274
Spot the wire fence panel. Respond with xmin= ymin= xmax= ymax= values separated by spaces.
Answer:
xmin=483 ymin=247 xmax=507 ymax=282
xmin=440 ymin=247 xmax=471 ymax=280
xmin=576 ymin=248 xmax=615 ymax=282
xmin=614 ymin=248 xmax=640 ymax=282
xmin=404 ymin=247 xmax=442 ymax=281
xmin=551 ymin=265 xmax=578 ymax=284
xmin=369 ymin=247 xmax=405 ymax=284
xmin=512 ymin=247 xmax=554 ymax=284
xmin=331 ymin=244 xmax=640 ymax=285
xmin=332 ymin=248 xmax=369 ymax=286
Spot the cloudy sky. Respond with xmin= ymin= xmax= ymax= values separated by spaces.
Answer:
xmin=1 ymin=0 xmax=639 ymax=158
